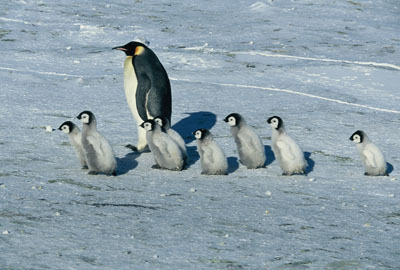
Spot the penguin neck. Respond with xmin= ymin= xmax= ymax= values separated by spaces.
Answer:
xmin=272 ymin=127 xmax=285 ymax=138
xmin=83 ymin=120 xmax=97 ymax=133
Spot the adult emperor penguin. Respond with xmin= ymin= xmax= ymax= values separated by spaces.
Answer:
xmin=58 ymin=121 xmax=88 ymax=169
xmin=193 ymin=128 xmax=228 ymax=175
xmin=349 ymin=130 xmax=388 ymax=176
xmin=267 ymin=116 xmax=307 ymax=175
xmin=77 ymin=111 xmax=117 ymax=176
xmin=154 ymin=116 xmax=187 ymax=162
xmin=224 ymin=113 xmax=266 ymax=169
xmin=140 ymin=119 xmax=184 ymax=171
xmin=113 ymin=41 xmax=172 ymax=152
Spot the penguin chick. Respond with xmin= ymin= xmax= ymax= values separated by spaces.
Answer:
xmin=267 ymin=116 xmax=307 ymax=175
xmin=113 ymin=41 xmax=172 ymax=152
xmin=194 ymin=129 xmax=228 ymax=175
xmin=77 ymin=111 xmax=117 ymax=176
xmin=58 ymin=121 xmax=88 ymax=169
xmin=154 ymin=116 xmax=187 ymax=162
xmin=224 ymin=113 xmax=266 ymax=169
xmin=350 ymin=130 xmax=388 ymax=176
xmin=140 ymin=119 xmax=184 ymax=171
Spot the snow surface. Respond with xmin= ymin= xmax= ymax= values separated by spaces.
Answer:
xmin=1 ymin=0 xmax=400 ymax=269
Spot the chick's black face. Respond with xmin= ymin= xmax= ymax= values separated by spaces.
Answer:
xmin=350 ymin=130 xmax=364 ymax=143
xmin=267 ymin=116 xmax=282 ymax=130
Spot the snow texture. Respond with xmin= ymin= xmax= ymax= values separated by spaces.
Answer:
xmin=0 ymin=0 xmax=399 ymax=269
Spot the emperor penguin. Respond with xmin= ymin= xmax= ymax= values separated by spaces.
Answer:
xmin=113 ymin=41 xmax=172 ymax=152
xmin=349 ymin=130 xmax=388 ymax=176
xmin=77 ymin=111 xmax=117 ymax=176
xmin=140 ymin=119 xmax=184 ymax=171
xmin=58 ymin=121 xmax=88 ymax=169
xmin=154 ymin=116 xmax=187 ymax=162
xmin=193 ymin=128 xmax=228 ymax=175
xmin=267 ymin=116 xmax=307 ymax=175
xmin=224 ymin=113 xmax=266 ymax=169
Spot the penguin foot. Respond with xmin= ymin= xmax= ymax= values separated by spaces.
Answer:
xmin=81 ymin=165 xmax=89 ymax=170
xmin=151 ymin=164 xmax=162 ymax=170
xmin=88 ymin=171 xmax=97 ymax=175
xmin=110 ymin=170 xmax=117 ymax=176
xmin=125 ymin=144 xmax=150 ymax=153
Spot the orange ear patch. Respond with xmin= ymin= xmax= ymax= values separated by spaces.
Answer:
xmin=134 ymin=46 xmax=145 ymax=56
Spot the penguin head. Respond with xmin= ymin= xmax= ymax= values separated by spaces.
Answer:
xmin=154 ymin=116 xmax=170 ymax=129
xmin=193 ymin=128 xmax=210 ymax=140
xmin=58 ymin=121 xmax=75 ymax=134
xmin=140 ymin=119 xmax=156 ymax=131
xmin=112 ymin=41 xmax=148 ymax=57
xmin=267 ymin=116 xmax=283 ymax=130
xmin=350 ymin=130 xmax=365 ymax=144
xmin=77 ymin=111 xmax=95 ymax=125
xmin=224 ymin=113 xmax=242 ymax=127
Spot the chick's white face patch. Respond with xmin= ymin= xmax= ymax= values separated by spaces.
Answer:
xmin=154 ymin=118 xmax=163 ymax=127
xmin=352 ymin=134 xmax=361 ymax=144
xmin=143 ymin=122 xmax=153 ymax=131
xmin=80 ymin=113 xmax=90 ymax=124
xmin=195 ymin=130 xmax=202 ymax=140
xmin=270 ymin=118 xmax=279 ymax=129
xmin=61 ymin=125 xmax=70 ymax=134
xmin=228 ymin=116 xmax=236 ymax=126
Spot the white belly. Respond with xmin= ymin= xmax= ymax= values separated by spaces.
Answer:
xmin=123 ymin=56 xmax=142 ymax=123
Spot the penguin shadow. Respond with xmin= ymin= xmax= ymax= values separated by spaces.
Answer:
xmin=304 ymin=152 xmax=315 ymax=175
xmin=116 ymin=152 xmax=140 ymax=175
xmin=387 ymin=162 xmax=394 ymax=175
xmin=264 ymin=145 xmax=275 ymax=166
xmin=172 ymin=111 xmax=217 ymax=145
xmin=172 ymin=111 xmax=217 ymax=168
xmin=227 ymin=156 xmax=239 ymax=174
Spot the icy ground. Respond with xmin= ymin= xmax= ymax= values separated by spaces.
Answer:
xmin=1 ymin=0 xmax=400 ymax=269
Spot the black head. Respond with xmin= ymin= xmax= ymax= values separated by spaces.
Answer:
xmin=58 ymin=121 xmax=75 ymax=134
xmin=77 ymin=111 xmax=95 ymax=125
xmin=112 ymin=41 xmax=149 ymax=57
xmin=140 ymin=119 xmax=156 ymax=131
xmin=193 ymin=128 xmax=210 ymax=140
xmin=154 ymin=116 xmax=170 ymax=129
xmin=224 ymin=113 xmax=242 ymax=127
xmin=267 ymin=116 xmax=283 ymax=130
xmin=350 ymin=130 xmax=364 ymax=144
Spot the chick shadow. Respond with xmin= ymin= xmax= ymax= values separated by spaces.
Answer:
xmin=227 ymin=156 xmax=239 ymax=174
xmin=387 ymin=162 xmax=394 ymax=175
xmin=304 ymin=152 xmax=315 ymax=175
xmin=116 ymin=152 xmax=140 ymax=175
xmin=172 ymin=111 xmax=217 ymax=168
xmin=264 ymin=145 xmax=275 ymax=166
xmin=172 ymin=111 xmax=217 ymax=144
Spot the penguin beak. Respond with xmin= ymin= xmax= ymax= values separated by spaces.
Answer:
xmin=139 ymin=122 xmax=145 ymax=128
xmin=112 ymin=46 xmax=127 ymax=51
xmin=223 ymin=118 xmax=228 ymax=123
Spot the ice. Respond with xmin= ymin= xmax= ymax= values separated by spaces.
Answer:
xmin=0 ymin=0 xmax=399 ymax=269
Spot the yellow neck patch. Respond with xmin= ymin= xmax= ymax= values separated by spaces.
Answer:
xmin=134 ymin=46 xmax=145 ymax=56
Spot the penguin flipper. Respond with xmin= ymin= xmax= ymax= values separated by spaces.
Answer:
xmin=363 ymin=150 xmax=377 ymax=168
xmin=136 ymin=73 xmax=152 ymax=121
xmin=276 ymin=140 xmax=295 ymax=160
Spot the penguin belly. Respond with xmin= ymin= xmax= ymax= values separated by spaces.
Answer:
xmin=235 ymin=129 xmax=265 ymax=169
xmin=124 ymin=56 xmax=142 ymax=123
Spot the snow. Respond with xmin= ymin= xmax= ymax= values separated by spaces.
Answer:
xmin=1 ymin=0 xmax=400 ymax=269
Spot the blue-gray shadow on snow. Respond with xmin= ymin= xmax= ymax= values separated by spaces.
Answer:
xmin=227 ymin=156 xmax=239 ymax=174
xmin=172 ymin=111 xmax=217 ymax=168
xmin=116 ymin=152 xmax=139 ymax=175
xmin=264 ymin=145 xmax=275 ymax=166
xmin=304 ymin=152 xmax=315 ymax=175
xmin=185 ymin=146 xmax=199 ymax=169
xmin=387 ymin=162 xmax=394 ymax=175
xmin=171 ymin=111 xmax=217 ymax=144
